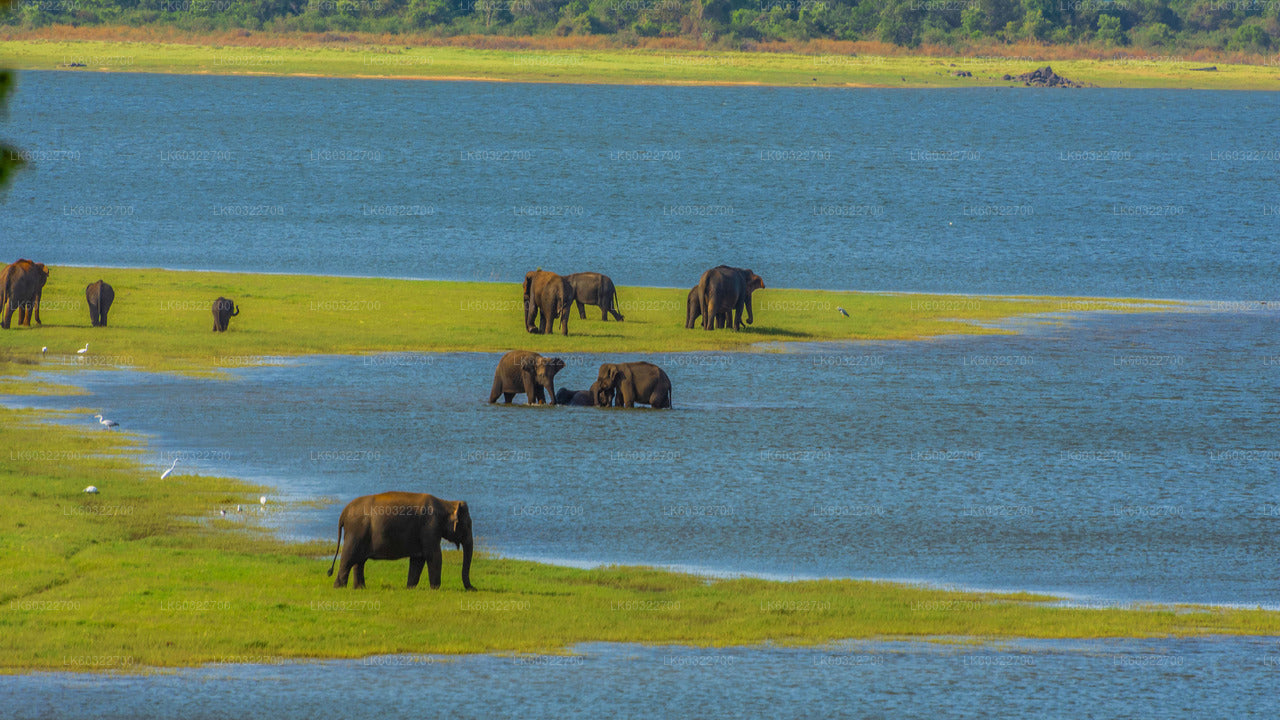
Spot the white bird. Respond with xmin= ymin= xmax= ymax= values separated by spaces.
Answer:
xmin=219 ymin=509 xmax=227 ymax=517
xmin=236 ymin=505 xmax=242 ymax=513
xmin=83 ymin=486 xmax=99 ymax=494
xmin=260 ymin=496 xmax=267 ymax=509
xmin=93 ymin=414 xmax=119 ymax=430
xmin=77 ymin=343 xmax=89 ymax=355
xmin=41 ymin=346 xmax=47 ymax=355
xmin=160 ymin=458 xmax=178 ymax=480
xmin=837 ymin=307 xmax=849 ymax=317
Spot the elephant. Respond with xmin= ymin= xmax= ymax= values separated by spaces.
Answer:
xmin=328 ymin=491 xmax=475 ymax=591
xmin=595 ymin=362 xmax=672 ymax=409
xmin=523 ymin=270 xmax=574 ymax=336
xmin=85 ymin=280 xmax=115 ymax=327
xmin=685 ymin=285 xmax=730 ymax=330
xmin=211 ymin=297 xmax=239 ymax=332
xmin=698 ymin=266 xmax=765 ymax=331
xmin=564 ymin=272 xmax=625 ymax=322
xmin=554 ymin=384 xmax=598 ymax=406
xmin=0 ymin=259 xmax=50 ymax=329
xmin=489 ymin=350 xmax=566 ymax=405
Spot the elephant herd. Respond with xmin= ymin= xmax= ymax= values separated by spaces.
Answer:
xmin=489 ymin=350 xmax=673 ymax=409
xmin=0 ymin=258 xmax=243 ymax=333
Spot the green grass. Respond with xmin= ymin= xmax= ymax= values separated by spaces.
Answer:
xmin=5 ymin=39 xmax=1280 ymax=90
xmin=2 ymin=405 xmax=1277 ymax=673
xmin=0 ymin=266 xmax=1172 ymax=377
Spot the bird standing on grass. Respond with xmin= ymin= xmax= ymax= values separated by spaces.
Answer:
xmin=77 ymin=343 xmax=89 ymax=355
xmin=837 ymin=307 xmax=849 ymax=317
xmin=160 ymin=458 xmax=177 ymax=480
xmin=93 ymin=414 xmax=118 ymax=430
xmin=41 ymin=346 xmax=47 ymax=356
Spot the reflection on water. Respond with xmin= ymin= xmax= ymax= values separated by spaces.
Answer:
xmin=9 ymin=310 xmax=1279 ymax=607
xmin=6 ymin=638 xmax=1279 ymax=719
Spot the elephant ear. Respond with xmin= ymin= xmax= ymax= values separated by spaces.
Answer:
xmin=522 ymin=273 xmax=534 ymax=297
xmin=543 ymin=357 xmax=566 ymax=376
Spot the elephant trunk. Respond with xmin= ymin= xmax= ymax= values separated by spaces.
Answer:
xmin=231 ymin=305 xmax=240 ymax=317
xmin=461 ymin=538 xmax=475 ymax=591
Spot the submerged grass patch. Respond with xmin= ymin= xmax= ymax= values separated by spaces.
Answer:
xmin=5 ymin=39 xmax=1280 ymax=90
xmin=1 ymin=406 xmax=1277 ymax=673
xmin=0 ymin=266 xmax=1169 ymax=376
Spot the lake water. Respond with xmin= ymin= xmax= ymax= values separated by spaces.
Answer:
xmin=5 ymin=71 xmax=1280 ymax=300
xmin=3 ymin=71 xmax=1280 ymax=714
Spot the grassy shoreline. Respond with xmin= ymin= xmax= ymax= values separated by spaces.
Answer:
xmin=0 ymin=266 xmax=1175 ymax=377
xmin=6 ymin=36 xmax=1280 ymax=89
xmin=2 ymin=403 xmax=1277 ymax=674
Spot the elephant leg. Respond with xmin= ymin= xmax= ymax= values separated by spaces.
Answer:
xmin=576 ymin=299 xmax=586 ymax=319
xmin=407 ymin=556 xmax=425 ymax=589
xmin=353 ymin=561 xmax=367 ymax=590
xmin=427 ymin=546 xmax=443 ymax=590
xmin=489 ymin=377 xmax=503 ymax=404
xmin=333 ymin=560 xmax=352 ymax=588
xmin=559 ymin=309 xmax=569 ymax=336
xmin=621 ymin=384 xmax=636 ymax=408
xmin=523 ymin=374 xmax=539 ymax=404
xmin=503 ymin=392 xmax=515 ymax=403
xmin=101 ymin=308 xmax=109 ymax=327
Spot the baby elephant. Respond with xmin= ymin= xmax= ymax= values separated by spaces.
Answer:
xmin=85 ymin=280 xmax=115 ymax=327
xmin=554 ymin=387 xmax=597 ymax=406
xmin=211 ymin=296 xmax=240 ymax=332
xmin=328 ymin=491 xmax=475 ymax=591
xmin=596 ymin=362 xmax=672 ymax=408
xmin=490 ymin=350 xmax=566 ymax=405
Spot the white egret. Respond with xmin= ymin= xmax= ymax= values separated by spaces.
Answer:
xmin=93 ymin=414 xmax=119 ymax=430
xmin=260 ymin=496 xmax=267 ymax=509
xmin=219 ymin=509 xmax=227 ymax=517
xmin=160 ymin=458 xmax=177 ymax=480
xmin=236 ymin=505 xmax=242 ymax=513
xmin=77 ymin=343 xmax=89 ymax=355
xmin=83 ymin=486 xmax=99 ymax=494
xmin=41 ymin=346 xmax=47 ymax=355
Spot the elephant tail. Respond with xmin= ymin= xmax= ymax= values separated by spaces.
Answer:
xmin=231 ymin=305 xmax=241 ymax=317
xmin=327 ymin=517 xmax=343 ymax=577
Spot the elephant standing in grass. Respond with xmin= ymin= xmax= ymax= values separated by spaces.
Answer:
xmin=211 ymin=297 xmax=239 ymax=332
xmin=698 ymin=266 xmax=764 ymax=331
xmin=685 ymin=286 xmax=729 ymax=329
xmin=523 ymin=270 xmax=574 ymax=336
xmin=595 ymin=362 xmax=672 ymax=409
xmin=565 ymin=272 xmax=625 ymax=321
xmin=0 ymin=259 xmax=50 ymax=329
xmin=328 ymin=491 xmax=475 ymax=591
xmin=490 ymin=350 xmax=566 ymax=405
xmin=85 ymin=280 xmax=115 ymax=327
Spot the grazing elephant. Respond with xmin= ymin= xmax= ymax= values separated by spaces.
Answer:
xmin=523 ymin=270 xmax=574 ymax=336
xmin=211 ymin=297 xmax=239 ymax=332
xmin=698 ymin=266 xmax=765 ymax=331
xmin=489 ymin=350 xmax=566 ymax=405
xmin=596 ymin=362 xmax=672 ymax=409
xmin=85 ymin=280 xmax=115 ymax=327
xmin=565 ymin=272 xmax=625 ymax=322
xmin=685 ymin=285 xmax=729 ymax=330
xmin=328 ymin=491 xmax=475 ymax=591
xmin=0 ymin=259 xmax=50 ymax=329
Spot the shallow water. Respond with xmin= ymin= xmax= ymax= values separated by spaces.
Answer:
xmin=7 ymin=71 xmax=1280 ymax=299
xmin=6 ymin=638 xmax=1279 ymax=719
xmin=11 ymin=309 xmax=1279 ymax=607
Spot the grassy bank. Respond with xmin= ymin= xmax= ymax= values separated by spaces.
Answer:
xmin=5 ymin=37 xmax=1280 ymax=89
xmin=2 ymin=404 xmax=1277 ymax=673
xmin=0 ymin=266 xmax=1163 ymax=376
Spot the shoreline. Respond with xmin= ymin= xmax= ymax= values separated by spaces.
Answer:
xmin=6 ymin=37 xmax=1280 ymax=90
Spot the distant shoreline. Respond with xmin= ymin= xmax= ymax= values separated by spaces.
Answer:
xmin=5 ymin=35 xmax=1280 ymax=90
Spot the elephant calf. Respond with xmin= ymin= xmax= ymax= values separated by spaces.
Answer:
xmin=554 ymin=386 xmax=597 ymax=406
xmin=490 ymin=350 xmax=566 ymax=405
xmin=86 ymin=280 xmax=115 ymax=327
xmin=329 ymin=491 xmax=475 ymax=591
xmin=211 ymin=296 xmax=240 ymax=332
xmin=565 ymin=272 xmax=625 ymax=322
xmin=596 ymin=362 xmax=672 ymax=409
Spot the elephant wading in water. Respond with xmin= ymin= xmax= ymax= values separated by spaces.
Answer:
xmin=595 ymin=362 xmax=672 ymax=408
xmin=490 ymin=350 xmax=566 ymax=405
xmin=697 ymin=266 xmax=764 ymax=331
xmin=328 ymin=491 xmax=475 ymax=590
xmin=0 ymin=259 xmax=50 ymax=329
xmin=523 ymin=270 xmax=574 ymax=336
xmin=86 ymin=280 xmax=115 ymax=327
xmin=211 ymin=297 xmax=239 ymax=332
xmin=565 ymin=272 xmax=625 ymax=322
xmin=555 ymin=381 xmax=603 ymax=406
xmin=685 ymin=286 xmax=731 ymax=330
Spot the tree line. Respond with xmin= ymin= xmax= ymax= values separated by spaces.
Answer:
xmin=4 ymin=0 xmax=1279 ymax=55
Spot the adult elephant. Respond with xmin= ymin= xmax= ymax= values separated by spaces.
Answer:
xmin=698 ymin=266 xmax=765 ymax=331
xmin=565 ymin=272 xmax=625 ymax=322
xmin=0 ymin=259 xmax=50 ymax=329
xmin=211 ymin=297 xmax=239 ymax=332
xmin=489 ymin=350 xmax=566 ymax=405
xmin=328 ymin=491 xmax=475 ymax=591
xmin=595 ymin=361 xmax=672 ymax=409
xmin=523 ymin=270 xmax=574 ymax=336
xmin=85 ymin=280 xmax=115 ymax=327
xmin=685 ymin=286 xmax=729 ymax=330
